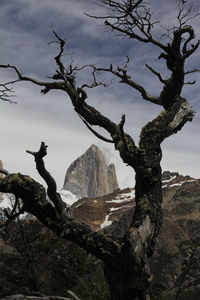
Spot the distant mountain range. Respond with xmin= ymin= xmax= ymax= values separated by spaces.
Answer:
xmin=71 ymin=170 xmax=199 ymax=230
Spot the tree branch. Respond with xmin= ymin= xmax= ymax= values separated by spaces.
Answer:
xmin=26 ymin=142 xmax=66 ymax=218
xmin=184 ymin=80 xmax=196 ymax=85
xmin=88 ymin=0 xmax=168 ymax=51
xmin=145 ymin=64 xmax=167 ymax=84
xmin=139 ymin=97 xmax=194 ymax=150
xmin=119 ymin=114 xmax=128 ymax=151
xmin=185 ymin=68 xmax=200 ymax=74
xmin=0 ymin=81 xmax=18 ymax=104
xmin=177 ymin=0 xmax=200 ymax=28
xmin=0 ymin=171 xmax=125 ymax=262
xmin=77 ymin=114 xmax=115 ymax=143
xmin=1 ymin=196 xmax=25 ymax=229
xmin=95 ymin=64 xmax=162 ymax=105
xmin=52 ymin=31 xmax=66 ymax=74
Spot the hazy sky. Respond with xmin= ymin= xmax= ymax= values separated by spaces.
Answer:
xmin=0 ymin=0 xmax=199 ymax=190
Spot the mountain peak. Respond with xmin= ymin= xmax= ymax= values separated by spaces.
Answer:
xmin=88 ymin=144 xmax=98 ymax=151
xmin=63 ymin=145 xmax=119 ymax=199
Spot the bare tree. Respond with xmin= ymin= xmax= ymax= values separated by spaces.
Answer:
xmin=0 ymin=1 xmax=199 ymax=299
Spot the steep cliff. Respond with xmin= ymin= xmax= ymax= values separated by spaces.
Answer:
xmin=63 ymin=145 xmax=119 ymax=198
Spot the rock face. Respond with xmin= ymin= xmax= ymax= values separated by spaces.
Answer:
xmin=63 ymin=145 xmax=119 ymax=198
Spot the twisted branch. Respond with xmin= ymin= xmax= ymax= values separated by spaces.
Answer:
xmin=26 ymin=142 xmax=66 ymax=218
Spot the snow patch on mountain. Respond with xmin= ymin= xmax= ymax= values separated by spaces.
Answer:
xmin=110 ymin=204 xmax=133 ymax=212
xmin=162 ymin=175 xmax=177 ymax=183
xmin=168 ymin=179 xmax=197 ymax=188
xmin=59 ymin=189 xmax=79 ymax=206
xmin=100 ymin=213 xmax=113 ymax=229
xmin=106 ymin=189 xmax=135 ymax=203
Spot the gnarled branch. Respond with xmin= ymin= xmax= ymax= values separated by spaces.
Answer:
xmin=0 ymin=169 xmax=125 ymax=262
xmin=27 ymin=142 xmax=66 ymax=218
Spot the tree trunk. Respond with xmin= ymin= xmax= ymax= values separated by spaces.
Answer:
xmin=103 ymin=251 xmax=150 ymax=300
xmin=101 ymin=154 xmax=163 ymax=300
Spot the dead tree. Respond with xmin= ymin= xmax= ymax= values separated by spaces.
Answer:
xmin=0 ymin=1 xmax=199 ymax=299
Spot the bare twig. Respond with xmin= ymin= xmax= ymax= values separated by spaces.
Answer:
xmin=184 ymin=80 xmax=196 ymax=85
xmin=81 ymin=66 xmax=111 ymax=89
xmin=87 ymin=0 xmax=168 ymax=51
xmin=52 ymin=31 xmax=66 ymax=74
xmin=177 ymin=0 xmax=200 ymax=28
xmin=0 ymin=81 xmax=18 ymax=104
xmin=185 ymin=68 xmax=200 ymax=74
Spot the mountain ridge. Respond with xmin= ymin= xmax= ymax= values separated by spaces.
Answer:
xmin=71 ymin=171 xmax=199 ymax=230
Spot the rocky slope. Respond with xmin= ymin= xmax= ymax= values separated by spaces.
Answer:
xmin=63 ymin=144 xmax=119 ymax=199
xmin=151 ymin=172 xmax=200 ymax=298
xmin=72 ymin=187 xmax=135 ymax=231
xmin=71 ymin=171 xmax=199 ymax=229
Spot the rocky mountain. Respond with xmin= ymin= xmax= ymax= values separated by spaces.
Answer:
xmin=72 ymin=187 xmax=135 ymax=231
xmin=63 ymin=144 xmax=119 ymax=199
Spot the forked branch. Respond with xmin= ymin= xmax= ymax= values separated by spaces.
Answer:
xmin=94 ymin=63 xmax=162 ymax=105
xmin=88 ymin=0 xmax=168 ymax=51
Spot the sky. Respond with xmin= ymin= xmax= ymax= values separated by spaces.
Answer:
xmin=0 ymin=0 xmax=199 ymax=190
